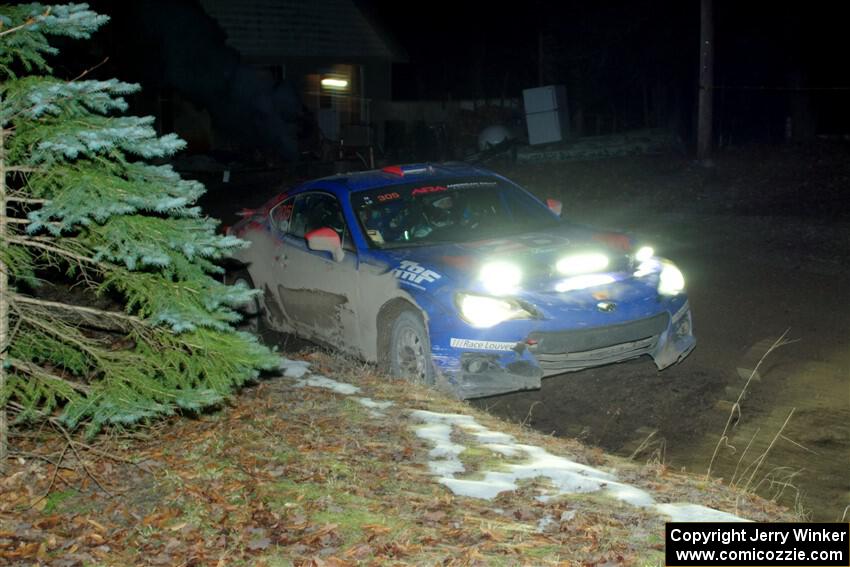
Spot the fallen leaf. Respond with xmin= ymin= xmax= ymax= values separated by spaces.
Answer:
xmin=247 ymin=537 xmax=271 ymax=551
xmin=344 ymin=543 xmax=373 ymax=558
xmin=362 ymin=524 xmax=391 ymax=538
xmin=86 ymin=518 xmax=107 ymax=533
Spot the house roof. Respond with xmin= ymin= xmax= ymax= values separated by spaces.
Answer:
xmin=199 ymin=0 xmax=406 ymax=62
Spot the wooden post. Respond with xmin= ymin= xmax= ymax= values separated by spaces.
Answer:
xmin=697 ymin=0 xmax=715 ymax=164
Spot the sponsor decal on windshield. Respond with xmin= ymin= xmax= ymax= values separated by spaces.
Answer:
xmin=411 ymin=185 xmax=448 ymax=196
xmin=446 ymin=181 xmax=498 ymax=189
xmin=393 ymin=260 xmax=442 ymax=286
xmin=450 ymin=338 xmax=516 ymax=351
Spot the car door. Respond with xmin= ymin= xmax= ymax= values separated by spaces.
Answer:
xmin=276 ymin=191 xmax=362 ymax=354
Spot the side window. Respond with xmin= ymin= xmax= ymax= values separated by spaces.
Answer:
xmin=501 ymin=185 xmax=551 ymax=226
xmin=288 ymin=192 xmax=353 ymax=250
xmin=269 ymin=198 xmax=295 ymax=233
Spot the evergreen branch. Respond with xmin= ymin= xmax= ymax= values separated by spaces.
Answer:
xmin=11 ymin=293 xmax=145 ymax=331
xmin=6 ymin=400 xmax=44 ymax=421
xmin=71 ymin=56 xmax=109 ymax=82
xmin=7 ymin=309 xmax=22 ymax=346
xmin=8 ymin=358 xmax=90 ymax=394
xmin=14 ymin=311 xmax=103 ymax=361
xmin=5 ymin=166 xmax=40 ymax=173
xmin=6 ymin=197 xmax=48 ymax=204
xmin=0 ymin=13 xmax=44 ymax=39
xmin=5 ymin=217 xmax=62 ymax=230
xmin=5 ymin=234 xmax=99 ymax=266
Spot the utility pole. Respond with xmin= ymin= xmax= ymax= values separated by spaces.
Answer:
xmin=538 ymin=29 xmax=545 ymax=86
xmin=697 ymin=0 xmax=714 ymax=164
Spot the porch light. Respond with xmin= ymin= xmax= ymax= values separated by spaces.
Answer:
xmin=321 ymin=77 xmax=349 ymax=89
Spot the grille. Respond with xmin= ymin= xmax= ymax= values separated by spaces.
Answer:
xmin=528 ymin=312 xmax=669 ymax=372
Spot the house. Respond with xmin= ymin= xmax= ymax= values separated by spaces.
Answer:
xmin=198 ymin=0 xmax=406 ymax=148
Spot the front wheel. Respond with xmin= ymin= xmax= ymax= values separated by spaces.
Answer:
xmin=388 ymin=310 xmax=434 ymax=384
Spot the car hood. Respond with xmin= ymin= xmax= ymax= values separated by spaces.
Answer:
xmin=367 ymin=228 xmax=672 ymax=326
xmin=373 ymin=228 xmax=633 ymax=291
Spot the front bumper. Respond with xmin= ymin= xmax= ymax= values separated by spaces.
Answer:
xmin=451 ymin=355 xmax=543 ymax=399
xmin=433 ymin=301 xmax=695 ymax=399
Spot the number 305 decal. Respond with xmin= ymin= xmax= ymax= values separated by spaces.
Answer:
xmin=377 ymin=192 xmax=400 ymax=202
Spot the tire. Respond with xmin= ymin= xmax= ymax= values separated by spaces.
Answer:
xmin=224 ymin=269 xmax=261 ymax=334
xmin=388 ymin=310 xmax=434 ymax=384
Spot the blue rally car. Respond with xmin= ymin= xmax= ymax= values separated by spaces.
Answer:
xmin=227 ymin=163 xmax=695 ymax=398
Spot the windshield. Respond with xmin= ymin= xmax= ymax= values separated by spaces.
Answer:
xmin=351 ymin=177 xmax=561 ymax=249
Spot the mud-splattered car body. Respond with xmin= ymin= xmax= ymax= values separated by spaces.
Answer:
xmin=227 ymin=163 xmax=695 ymax=398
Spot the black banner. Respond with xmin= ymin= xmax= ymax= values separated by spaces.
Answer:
xmin=666 ymin=523 xmax=849 ymax=566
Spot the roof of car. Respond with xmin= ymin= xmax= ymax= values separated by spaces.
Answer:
xmin=298 ymin=162 xmax=499 ymax=193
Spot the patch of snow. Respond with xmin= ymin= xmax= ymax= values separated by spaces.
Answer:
xmin=293 ymin=375 xmax=360 ymax=395
xmin=602 ymin=482 xmax=656 ymax=508
xmin=279 ymin=358 xmax=311 ymax=378
xmin=429 ymin=459 xmax=466 ymax=476
xmin=412 ymin=422 xmax=466 ymax=476
xmin=409 ymin=409 xmax=749 ymax=522
xmin=411 ymin=410 xmax=479 ymax=428
xmin=470 ymin=431 xmax=515 ymax=444
xmin=277 ymin=366 xmax=749 ymax=523
xmin=514 ymin=444 xmax=617 ymax=481
xmin=655 ymin=503 xmax=752 ymax=523
xmin=356 ymin=397 xmax=394 ymax=410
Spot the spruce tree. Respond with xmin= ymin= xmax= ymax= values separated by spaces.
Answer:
xmin=0 ymin=3 xmax=278 ymax=469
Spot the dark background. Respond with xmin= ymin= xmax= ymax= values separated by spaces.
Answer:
xmin=55 ymin=1 xmax=850 ymax=155
xmin=361 ymin=1 xmax=850 ymax=143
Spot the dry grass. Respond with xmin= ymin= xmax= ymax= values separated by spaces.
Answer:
xmin=1 ymin=349 xmax=795 ymax=565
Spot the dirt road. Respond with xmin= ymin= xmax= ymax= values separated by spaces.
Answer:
xmin=475 ymin=152 xmax=850 ymax=521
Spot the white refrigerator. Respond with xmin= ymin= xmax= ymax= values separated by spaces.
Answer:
xmin=523 ymin=85 xmax=569 ymax=145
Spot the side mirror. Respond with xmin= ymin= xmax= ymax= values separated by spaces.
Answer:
xmin=306 ymin=227 xmax=344 ymax=262
xmin=546 ymin=198 xmax=563 ymax=217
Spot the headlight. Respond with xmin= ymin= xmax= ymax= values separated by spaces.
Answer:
xmin=635 ymin=246 xmax=654 ymax=262
xmin=556 ymin=252 xmax=609 ymax=275
xmin=658 ymin=261 xmax=685 ymax=295
xmin=456 ymin=293 xmax=534 ymax=328
xmin=480 ymin=261 xmax=522 ymax=295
